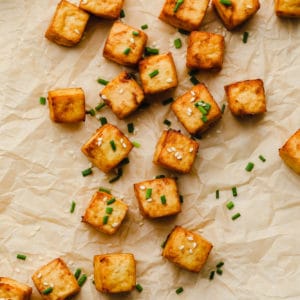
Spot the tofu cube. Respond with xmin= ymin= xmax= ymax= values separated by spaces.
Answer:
xmin=79 ymin=0 xmax=124 ymax=19
xmin=186 ymin=31 xmax=225 ymax=71
xmin=0 ymin=277 xmax=32 ymax=300
xmin=94 ymin=253 xmax=136 ymax=293
xmin=162 ymin=226 xmax=213 ymax=272
xmin=139 ymin=52 xmax=178 ymax=94
xmin=279 ymin=129 xmax=300 ymax=174
xmin=48 ymin=88 xmax=86 ymax=123
xmin=82 ymin=191 xmax=128 ymax=234
xmin=172 ymin=84 xmax=222 ymax=136
xmin=159 ymin=0 xmax=210 ymax=31
xmin=275 ymin=0 xmax=300 ymax=18
xmin=133 ymin=177 xmax=181 ymax=218
xmin=81 ymin=123 xmax=133 ymax=173
xmin=45 ymin=0 xmax=90 ymax=47
xmin=212 ymin=0 xmax=260 ymax=30
xmin=100 ymin=71 xmax=144 ymax=119
xmin=224 ymin=79 xmax=266 ymax=116
xmin=32 ymin=258 xmax=80 ymax=300
xmin=103 ymin=21 xmax=148 ymax=67
xmin=153 ymin=129 xmax=199 ymax=174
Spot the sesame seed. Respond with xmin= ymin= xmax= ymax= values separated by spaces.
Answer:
xmin=120 ymin=138 xmax=124 ymax=143
xmin=167 ymin=147 xmax=173 ymax=153
xmin=81 ymin=0 xmax=88 ymax=4
xmin=119 ymin=88 xmax=124 ymax=94
xmin=15 ymin=268 xmax=20 ymax=273
xmin=50 ymin=283 xmax=54 ymax=288
xmin=188 ymin=249 xmax=193 ymax=254
xmin=140 ymin=185 xmax=146 ymax=190
xmin=139 ymin=222 xmax=144 ymax=226
xmin=122 ymin=142 xmax=127 ymax=148
xmin=69 ymin=261 xmax=74 ymax=266
xmin=171 ymin=146 xmax=176 ymax=152
xmin=96 ymin=137 xmax=103 ymax=146
xmin=174 ymin=151 xmax=183 ymax=160
xmin=187 ymin=236 xmax=194 ymax=241
xmin=190 ymin=97 xmax=196 ymax=102
xmin=178 ymin=245 xmax=185 ymax=251
xmin=187 ymin=108 xmax=192 ymax=116
xmin=191 ymin=91 xmax=196 ymax=96
xmin=43 ymin=282 xmax=49 ymax=286
xmin=74 ymin=29 xmax=81 ymax=35
xmin=246 ymin=4 xmax=252 ymax=9
xmin=88 ymin=162 xmax=93 ymax=168
xmin=37 ymin=273 xmax=42 ymax=279
xmin=146 ymin=198 xmax=152 ymax=202
xmin=189 ymin=147 xmax=193 ymax=153
xmin=152 ymin=42 xmax=157 ymax=47
xmin=111 ymin=222 xmax=119 ymax=228
xmin=130 ymin=38 xmax=135 ymax=44
xmin=166 ymin=78 xmax=173 ymax=83
xmin=192 ymin=242 xmax=197 ymax=248
xmin=101 ymin=94 xmax=107 ymax=100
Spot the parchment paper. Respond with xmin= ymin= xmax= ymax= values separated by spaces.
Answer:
xmin=0 ymin=0 xmax=300 ymax=299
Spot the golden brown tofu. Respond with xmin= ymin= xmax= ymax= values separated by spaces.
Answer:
xmin=103 ymin=21 xmax=148 ymax=67
xmin=159 ymin=0 xmax=210 ymax=31
xmin=275 ymin=0 xmax=300 ymax=17
xmin=81 ymin=123 xmax=133 ymax=173
xmin=0 ymin=277 xmax=32 ymax=300
xmin=45 ymin=0 xmax=90 ymax=47
xmin=133 ymin=178 xmax=181 ymax=218
xmin=94 ymin=253 xmax=136 ymax=294
xmin=212 ymin=0 xmax=260 ymax=30
xmin=100 ymin=71 xmax=144 ymax=119
xmin=139 ymin=52 xmax=178 ymax=94
xmin=186 ymin=31 xmax=225 ymax=71
xmin=153 ymin=130 xmax=199 ymax=174
xmin=48 ymin=88 xmax=86 ymax=123
xmin=79 ymin=0 xmax=124 ymax=19
xmin=32 ymin=258 xmax=80 ymax=300
xmin=279 ymin=129 xmax=300 ymax=174
xmin=162 ymin=226 xmax=213 ymax=272
xmin=172 ymin=84 xmax=222 ymax=136
xmin=225 ymin=79 xmax=266 ymax=116
xmin=82 ymin=191 xmax=128 ymax=234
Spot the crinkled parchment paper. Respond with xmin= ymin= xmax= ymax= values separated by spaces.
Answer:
xmin=0 ymin=0 xmax=300 ymax=299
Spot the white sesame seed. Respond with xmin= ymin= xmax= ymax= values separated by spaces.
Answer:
xmin=140 ymin=185 xmax=146 ymax=190
xmin=189 ymin=147 xmax=193 ymax=153
xmin=190 ymin=97 xmax=196 ymax=102
xmin=171 ymin=146 xmax=176 ymax=152
xmin=103 ymin=197 xmax=108 ymax=202
xmin=122 ymin=142 xmax=127 ymax=148
xmin=187 ymin=108 xmax=192 ymax=116
xmin=166 ymin=78 xmax=173 ymax=83
xmin=15 ymin=268 xmax=20 ymax=273
xmin=189 ymin=249 xmax=193 ymax=254
xmin=167 ymin=147 xmax=173 ymax=153
xmin=191 ymin=91 xmax=196 ymax=96
xmin=216 ymin=130 xmax=222 ymax=134
xmin=119 ymin=88 xmax=124 ymax=94
xmin=101 ymin=94 xmax=107 ymax=100
xmin=178 ymin=245 xmax=185 ymax=251
xmin=43 ymin=282 xmax=48 ymax=286
xmin=50 ymin=283 xmax=54 ymax=288
xmin=39 ymin=256 xmax=43 ymax=260
xmin=37 ymin=273 xmax=42 ymax=279
xmin=96 ymin=137 xmax=103 ymax=146
xmin=130 ymin=37 xmax=135 ymax=44
xmin=111 ymin=222 xmax=119 ymax=228
xmin=88 ymin=162 xmax=93 ymax=168
xmin=139 ymin=222 xmax=144 ymax=226
xmin=152 ymin=42 xmax=157 ymax=47
xmin=120 ymin=138 xmax=124 ymax=143
xmin=187 ymin=236 xmax=194 ymax=241
xmin=174 ymin=151 xmax=183 ymax=160
xmin=69 ymin=261 xmax=74 ymax=266
xmin=192 ymin=242 xmax=197 ymax=249
xmin=81 ymin=0 xmax=88 ymax=4
xmin=146 ymin=198 xmax=152 ymax=202
xmin=246 ymin=4 xmax=252 ymax=9
xmin=74 ymin=29 xmax=81 ymax=35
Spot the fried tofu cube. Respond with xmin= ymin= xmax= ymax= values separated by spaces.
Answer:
xmin=0 ymin=277 xmax=32 ymax=300
xmin=79 ymin=0 xmax=124 ymax=19
xmin=275 ymin=0 xmax=300 ymax=17
xmin=153 ymin=129 xmax=199 ymax=174
xmin=224 ymin=79 xmax=266 ymax=116
xmin=186 ymin=31 xmax=225 ymax=71
xmin=279 ymin=129 xmax=300 ymax=174
xmin=133 ymin=178 xmax=181 ymax=218
xmin=32 ymin=258 xmax=80 ymax=300
xmin=48 ymin=88 xmax=86 ymax=123
xmin=162 ymin=226 xmax=213 ymax=272
xmin=103 ymin=21 xmax=148 ymax=67
xmin=81 ymin=123 xmax=133 ymax=173
xmin=172 ymin=84 xmax=222 ymax=136
xmin=139 ymin=52 xmax=178 ymax=94
xmin=94 ymin=253 xmax=136 ymax=293
xmin=82 ymin=191 xmax=128 ymax=234
xmin=45 ymin=0 xmax=89 ymax=47
xmin=212 ymin=0 xmax=260 ymax=30
xmin=159 ymin=0 xmax=210 ymax=31
xmin=100 ymin=71 xmax=144 ymax=119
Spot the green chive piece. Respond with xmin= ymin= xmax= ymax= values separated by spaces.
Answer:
xmin=232 ymin=212 xmax=241 ymax=221
xmin=120 ymin=9 xmax=125 ymax=18
xmin=216 ymin=262 xmax=224 ymax=268
xmin=216 ymin=190 xmax=220 ymax=199
xmin=107 ymin=198 xmax=116 ymax=205
xmin=109 ymin=168 xmax=123 ymax=183
xmin=201 ymin=115 xmax=208 ymax=123
xmin=149 ymin=69 xmax=159 ymax=78
xmin=160 ymin=195 xmax=167 ymax=205
xmin=243 ymin=31 xmax=249 ymax=43
xmin=99 ymin=187 xmax=111 ymax=194
xmin=245 ymin=162 xmax=255 ymax=172
xmin=135 ymin=283 xmax=143 ymax=292
xmin=221 ymin=103 xmax=226 ymax=113
xmin=97 ymin=78 xmax=109 ymax=85
xmin=174 ymin=38 xmax=182 ymax=49
xmin=70 ymin=201 xmax=76 ymax=213
xmin=190 ymin=76 xmax=199 ymax=85
xmin=103 ymin=215 xmax=109 ymax=224
xmin=209 ymin=270 xmax=215 ymax=280
xmin=74 ymin=268 xmax=81 ymax=280
xmin=232 ymin=187 xmax=237 ymax=197
xmin=123 ymin=47 xmax=131 ymax=55
xmin=226 ymin=201 xmax=234 ymax=210
xmin=198 ymin=106 xmax=208 ymax=115
xmin=179 ymin=195 xmax=184 ymax=203
xmin=164 ymin=119 xmax=171 ymax=127
xmin=127 ymin=123 xmax=134 ymax=133
xmin=178 ymin=28 xmax=190 ymax=35
xmin=99 ymin=117 xmax=107 ymax=125
xmin=16 ymin=254 xmax=26 ymax=260
xmin=176 ymin=287 xmax=184 ymax=294
xmin=118 ymin=157 xmax=130 ymax=167
xmin=259 ymin=155 xmax=266 ymax=162
xmin=132 ymin=141 xmax=141 ymax=148
xmin=110 ymin=140 xmax=116 ymax=151
xmin=95 ymin=102 xmax=106 ymax=111
xmin=216 ymin=268 xmax=223 ymax=275
xmin=162 ymin=97 xmax=174 ymax=105
xmin=220 ymin=0 xmax=232 ymax=6
xmin=145 ymin=47 xmax=159 ymax=56
xmin=82 ymin=168 xmax=92 ymax=177
xmin=188 ymin=69 xmax=198 ymax=76
xmin=155 ymin=175 xmax=166 ymax=179
xmin=42 ymin=287 xmax=53 ymax=295
xmin=132 ymin=31 xmax=139 ymax=36
xmin=141 ymin=24 xmax=148 ymax=30
xmin=106 ymin=207 xmax=113 ymax=214
xmin=78 ymin=274 xmax=87 ymax=287
xmin=145 ymin=188 xmax=152 ymax=199
xmin=86 ymin=109 xmax=96 ymax=116
xmin=174 ymin=0 xmax=184 ymax=12
xmin=161 ymin=240 xmax=167 ymax=248
xmin=39 ymin=97 xmax=46 ymax=105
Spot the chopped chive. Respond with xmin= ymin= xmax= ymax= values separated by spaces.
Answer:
xmin=176 ymin=287 xmax=184 ymax=294
xmin=216 ymin=268 xmax=223 ymax=275
xmin=161 ymin=240 xmax=167 ymax=248
xmin=232 ymin=187 xmax=237 ymax=197
xmin=174 ymin=0 xmax=184 ymax=12
xmin=106 ymin=207 xmax=113 ymax=214
xmin=145 ymin=47 xmax=159 ymax=56
xmin=226 ymin=201 xmax=234 ymax=210
xmin=103 ymin=215 xmax=109 ymax=224
xmin=135 ymin=284 xmax=143 ymax=292
xmin=99 ymin=187 xmax=111 ymax=194
xmin=179 ymin=195 xmax=184 ymax=203
xmin=97 ymin=78 xmax=109 ymax=85
xmin=232 ymin=212 xmax=241 ymax=221
xmin=86 ymin=109 xmax=96 ymax=116
xmin=123 ymin=47 xmax=131 ymax=55
xmin=108 ymin=168 xmax=123 ymax=183
xmin=162 ymin=97 xmax=174 ymax=105
xmin=164 ymin=119 xmax=171 ymax=127
xmin=198 ymin=106 xmax=208 ymax=115
xmin=216 ymin=262 xmax=224 ymax=268
xmin=120 ymin=9 xmax=125 ymax=18
xmin=245 ymin=162 xmax=255 ymax=172
xmin=70 ymin=201 xmax=76 ymax=213
xmin=132 ymin=31 xmax=139 ymax=36
xmin=221 ymin=103 xmax=226 ymax=113
xmin=201 ymin=115 xmax=208 ymax=123
xmin=220 ymin=0 xmax=232 ymax=6
xmin=160 ymin=195 xmax=167 ymax=205
xmin=132 ymin=141 xmax=141 ymax=148
xmin=39 ymin=97 xmax=46 ymax=105
xmin=259 ymin=155 xmax=266 ymax=162
xmin=145 ymin=188 xmax=152 ymax=199
xmin=178 ymin=28 xmax=190 ymax=35
xmin=141 ymin=24 xmax=148 ymax=30
xmin=42 ymin=287 xmax=53 ymax=295
xmin=110 ymin=140 xmax=116 ymax=151
xmin=99 ymin=117 xmax=107 ymax=126
xmin=209 ymin=270 xmax=215 ymax=280
xmin=74 ymin=268 xmax=81 ymax=280
xmin=16 ymin=254 xmax=26 ymax=260
xmin=118 ymin=157 xmax=130 ymax=167
xmin=174 ymin=38 xmax=182 ymax=49
xmin=216 ymin=190 xmax=220 ymax=199
xmin=242 ymin=31 xmax=249 ymax=43
xmin=127 ymin=123 xmax=134 ymax=133
xmin=107 ymin=198 xmax=116 ymax=205
xmin=190 ymin=76 xmax=200 ymax=85
xmin=82 ymin=168 xmax=92 ymax=177
xmin=95 ymin=102 xmax=106 ymax=111
xmin=149 ymin=69 xmax=159 ymax=78
xmin=188 ymin=69 xmax=198 ymax=76
xmin=78 ymin=274 xmax=87 ymax=287
xmin=155 ymin=174 xmax=166 ymax=179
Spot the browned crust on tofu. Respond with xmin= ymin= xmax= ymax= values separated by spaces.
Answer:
xmin=0 ymin=277 xmax=32 ymax=300
xmin=275 ymin=0 xmax=300 ymax=17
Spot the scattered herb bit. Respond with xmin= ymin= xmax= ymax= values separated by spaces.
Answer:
xmin=221 ymin=103 xmax=226 ymax=113
xmin=209 ymin=270 xmax=215 ymax=280
xmin=123 ymin=47 xmax=131 ymax=55
xmin=99 ymin=187 xmax=111 ymax=194
xmin=188 ymin=69 xmax=198 ymax=76
xmin=127 ymin=123 xmax=134 ymax=133
xmin=110 ymin=140 xmax=117 ymax=151
xmin=195 ymin=100 xmax=211 ymax=112
xmin=82 ymin=168 xmax=92 ymax=177
xmin=174 ymin=38 xmax=182 ymax=49
xmin=179 ymin=195 xmax=184 ymax=203
xmin=42 ymin=287 xmax=53 ymax=295
xmin=174 ymin=0 xmax=184 ymax=12
xmin=135 ymin=283 xmax=143 ymax=292
xmin=155 ymin=174 xmax=166 ymax=179
xmin=103 ymin=215 xmax=109 ymax=224
xmin=109 ymin=168 xmax=123 ymax=183
xmin=201 ymin=115 xmax=208 ymax=123
xmin=178 ymin=28 xmax=190 ymax=35
xmin=132 ymin=141 xmax=141 ymax=148
xmin=16 ymin=254 xmax=26 ymax=260
xmin=149 ymin=69 xmax=159 ymax=78
xmin=259 ymin=155 xmax=266 ymax=162
xmin=232 ymin=187 xmax=237 ymax=197
xmin=176 ymin=287 xmax=184 ymax=294
xmin=220 ymin=0 xmax=232 ymax=6
xmin=216 ymin=268 xmax=223 ymax=275
xmin=145 ymin=188 xmax=152 ymax=199
xmin=118 ymin=157 xmax=130 ymax=167
xmin=198 ymin=105 xmax=208 ymax=115
xmin=120 ymin=9 xmax=125 ymax=18
xmin=243 ymin=31 xmax=249 ymax=43
xmin=145 ymin=47 xmax=159 ymax=56
xmin=97 ymin=78 xmax=109 ymax=85
xmin=141 ymin=24 xmax=148 ymax=30
xmin=162 ymin=97 xmax=174 ymax=105
xmin=160 ymin=195 xmax=167 ymax=205
xmin=99 ymin=117 xmax=107 ymax=126
xmin=74 ymin=268 xmax=81 ymax=280
xmin=164 ymin=119 xmax=171 ymax=127
xmin=70 ymin=201 xmax=76 ymax=213
xmin=95 ymin=102 xmax=106 ymax=111
xmin=132 ymin=31 xmax=139 ymax=36
xmin=245 ymin=162 xmax=255 ymax=172
xmin=226 ymin=201 xmax=234 ymax=210
xmin=106 ymin=207 xmax=113 ymax=214
xmin=190 ymin=76 xmax=200 ymax=85
xmin=232 ymin=212 xmax=241 ymax=221
xmin=86 ymin=109 xmax=96 ymax=116
xmin=78 ymin=274 xmax=87 ymax=287
xmin=216 ymin=190 xmax=220 ymax=199
xmin=39 ymin=97 xmax=46 ymax=105
xmin=107 ymin=198 xmax=116 ymax=205
xmin=216 ymin=262 xmax=224 ymax=268
xmin=161 ymin=240 xmax=167 ymax=248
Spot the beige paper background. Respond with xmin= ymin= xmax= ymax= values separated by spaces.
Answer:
xmin=0 ymin=0 xmax=300 ymax=299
